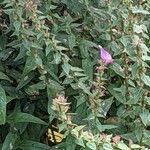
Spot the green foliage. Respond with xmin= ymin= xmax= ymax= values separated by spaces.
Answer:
xmin=0 ymin=0 xmax=150 ymax=149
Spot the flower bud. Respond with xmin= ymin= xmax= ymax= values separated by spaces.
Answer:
xmin=99 ymin=46 xmax=113 ymax=64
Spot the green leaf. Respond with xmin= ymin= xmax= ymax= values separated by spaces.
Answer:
xmin=6 ymin=96 xmax=16 ymax=104
xmin=71 ymin=125 xmax=85 ymax=137
xmin=13 ymin=20 xmax=21 ymax=35
xmin=0 ymin=86 xmax=6 ymax=125
xmin=143 ymin=130 xmax=150 ymax=146
xmin=62 ymin=63 xmax=71 ymax=75
xmin=100 ymin=33 xmax=111 ymax=41
xmin=130 ymin=144 xmax=141 ymax=149
xmin=47 ymin=79 xmax=64 ymax=97
xmin=61 ymin=0 xmax=84 ymax=13
xmin=75 ymin=138 xmax=85 ymax=147
xmin=133 ymin=24 xmax=144 ymax=34
xmin=45 ymin=43 xmax=52 ymax=56
xmin=75 ymin=95 xmax=86 ymax=108
xmin=2 ymin=132 xmax=18 ymax=150
xmin=103 ymin=143 xmax=113 ymax=150
xmin=131 ymin=7 xmax=150 ymax=14
xmin=62 ymin=77 xmax=73 ymax=84
xmin=100 ymin=97 xmax=114 ymax=117
xmin=46 ymin=67 xmax=60 ymax=82
xmin=25 ymin=81 xmax=46 ymax=95
xmin=0 ymin=35 xmax=7 ymax=50
xmin=139 ymin=109 xmax=150 ymax=126
xmin=51 ymin=52 xmax=61 ymax=64
xmin=35 ymin=55 xmax=43 ymax=67
xmin=121 ymin=132 xmax=137 ymax=143
xmin=108 ymin=86 xmax=126 ymax=103
xmin=0 ymin=71 xmax=11 ymax=82
xmin=141 ymin=74 xmax=150 ymax=87
xmin=71 ymin=67 xmax=84 ymax=72
xmin=135 ymin=127 xmax=143 ymax=142
xmin=139 ymin=43 xmax=149 ymax=53
xmin=99 ymin=125 xmax=117 ymax=131
xmin=66 ymin=135 xmax=76 ymax=150
xmin=22 ymin=56 xmax=36 ymax=77
xmin=17 ymin=73 xmax=34 ymax=90
xmin=19 ymin=140 xmax=50 ymax=150
xmin=14 ymin=45 xmax=26 ymax=61
xmin=110 ymin=41 xmax=121 ymax=55
xmin=127 ymin=88 xmax=144 ymax=105
xmin=7 ymin=113 xmax=47 ymax=125
xmin=117 ymin=142 xmax=130 ymax=150
xmin=68 ymin=34 xmax=76 ymax=50
xmin=79 ymin=44 xmax=89 ymax=58
xmin=82 ymin=58 xmax=93 ymax=80
xmin=0 ymin=48 xmax=14 ymax=61
xmin=86 ymin=142 xmax=97 ymax=150
xmin=111 ymin=63 xmax=125 ymax=78
xmin=74 ymin=72 xmax=86 ymax=77
xmin=78 ymin=81 xmax=91 ymax=95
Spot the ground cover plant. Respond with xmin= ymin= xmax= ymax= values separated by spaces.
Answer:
xmin=0 ymin=0 xmax=150 ymax=149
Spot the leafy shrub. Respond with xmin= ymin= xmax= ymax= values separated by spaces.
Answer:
xmin=0 ymin=0 xmax=150 ymax=149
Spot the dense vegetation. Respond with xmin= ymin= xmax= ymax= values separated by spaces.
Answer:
xmin=0 ymin=0 xmax=150 ymax=149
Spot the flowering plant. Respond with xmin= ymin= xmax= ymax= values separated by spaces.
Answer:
xmin=0 ymin=0 xmax=150 ymax=149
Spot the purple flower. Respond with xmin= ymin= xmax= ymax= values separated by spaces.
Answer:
xmin=99 ymin=46 xmax=113 ymax=64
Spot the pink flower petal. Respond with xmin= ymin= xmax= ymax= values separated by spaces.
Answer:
xmin=99 ymin=47 xmax=113 ymax=64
